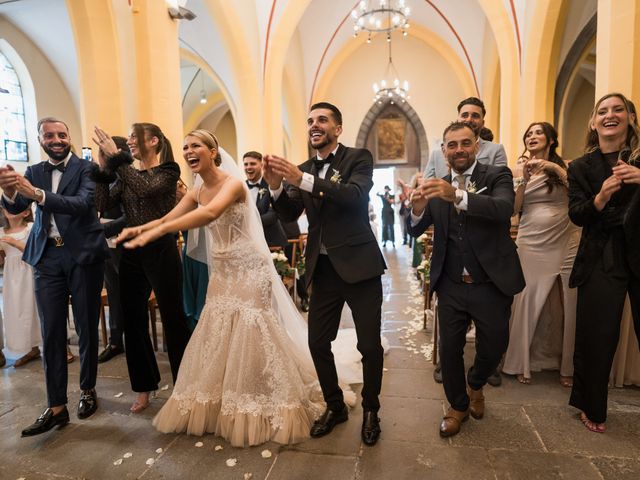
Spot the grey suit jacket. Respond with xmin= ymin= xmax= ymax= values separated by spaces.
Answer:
xmin=424 ymin=138 xmax=508 ymax=179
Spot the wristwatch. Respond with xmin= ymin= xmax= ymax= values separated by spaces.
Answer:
xmin=33 ymin=188 xmax=44 ymax=203
xmin=454 ymin=189 xmax=464 ymax=205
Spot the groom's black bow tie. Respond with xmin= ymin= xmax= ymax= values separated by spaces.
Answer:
xmin=44 ymin=162 xmax=66 ymax=174
xmin=247 ymin=182 xmax=260 ymax=189
xmin=313 ymin=153 xmax=334 ymax=169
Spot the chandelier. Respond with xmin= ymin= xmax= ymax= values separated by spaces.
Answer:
xmin=372 ymin=36 xmax=409 ymax=104
xmin=352 ymin=0 xmax=411 ymax=42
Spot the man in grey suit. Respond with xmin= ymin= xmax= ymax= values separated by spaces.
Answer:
xmin=425 ymin=97 xmax=507 ymax=387
xmin=425 ymin=97 xmax=507 ymax=179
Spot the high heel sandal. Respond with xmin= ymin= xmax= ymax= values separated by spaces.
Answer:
xmin=580 ymin=412 xmax=605 ymax=433
xmin=560 ymin=376 xmax=573 ymax=388
xmin=130 ymin=392 xmax=153 ymax=413
xmin=516 ymin=374 xmax=531 ymax=385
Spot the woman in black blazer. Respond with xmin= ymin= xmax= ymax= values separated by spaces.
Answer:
xmin=567 ymin=92 xmax=640 ymax=433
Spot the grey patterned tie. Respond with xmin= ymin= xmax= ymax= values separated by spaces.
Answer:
xmin=454 ymin=174 xmax=467 ymax=213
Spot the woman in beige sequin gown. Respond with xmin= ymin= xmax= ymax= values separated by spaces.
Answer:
xmin=115 ymin=129 xmax=362 ymax=447
xmin=503 ymin=122 xmax=580 ymax=385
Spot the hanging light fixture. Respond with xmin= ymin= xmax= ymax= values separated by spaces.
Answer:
xmin=198 ymin=69 xmax=207 ymax=104
xmin=372 ymin=35 xmax=409 ymax=104
xmin=351 ymin=0 xmax=411 ymax=42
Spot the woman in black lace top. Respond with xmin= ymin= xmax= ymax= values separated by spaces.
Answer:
xmin=93 ymin=123 xmax=191 ymax=413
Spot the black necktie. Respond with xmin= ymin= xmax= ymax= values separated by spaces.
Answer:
xmin=44 ymin=162 xmax=66 ymax=173
xmin=247 ymin=182 xmax=260 ymax=189
xmin=313 ymin=153 xmax=334 ymax=170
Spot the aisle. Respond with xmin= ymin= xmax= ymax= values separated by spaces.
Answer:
xmin=0 ymin=244 xmax=639 ymax=479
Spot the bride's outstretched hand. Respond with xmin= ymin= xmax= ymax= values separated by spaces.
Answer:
xmin=122 ymin=227 xmax=162 ymax=249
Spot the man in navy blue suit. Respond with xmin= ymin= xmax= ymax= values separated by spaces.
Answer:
xmin=0 ymin=117 xmax=110 ymax=437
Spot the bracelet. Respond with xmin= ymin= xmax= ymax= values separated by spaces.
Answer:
xmin=514 ymin=177 xmax=527 ymax=188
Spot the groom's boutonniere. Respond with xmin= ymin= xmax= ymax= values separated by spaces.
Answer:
xmin=330 ymin=169 xmax=342 ymax=183
xmin=258 ymin=187 xmax=267 ymax=198
xmin=466 ymin=181 xmax=477 ymax=193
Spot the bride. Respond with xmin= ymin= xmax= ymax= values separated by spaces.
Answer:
xmin=103 ymin=128 xmax=357 ymax=447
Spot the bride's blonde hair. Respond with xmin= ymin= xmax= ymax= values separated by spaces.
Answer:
xmin=186 ymin=129 xmax=222 ymax=166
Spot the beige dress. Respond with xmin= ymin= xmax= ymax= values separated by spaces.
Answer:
xmin=503 ymin=174 xmax=581 ymax=378
xmin=153 ymin=201 xmax=323 ymax=447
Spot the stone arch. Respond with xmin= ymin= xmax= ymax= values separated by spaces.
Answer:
xmin=356 ymin=99 xmax=429 ymax=170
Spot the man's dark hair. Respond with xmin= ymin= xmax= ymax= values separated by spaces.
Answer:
xmin=310 ymin=102 xmax=343 ymax=126
xmin=243 ymin=150 xmax=263 ymax=161
xmin=442 ymin=121 xmax=475 ymax=140
xmin=479 ymin=127 xmax=494 ymax=142
xmin=37 ymin=117 xmax=70 ymax=136
xmin=112 ymin=136 xmax=131 ymax=154
xmin=457 ymin=97 xmax=486 ymax=117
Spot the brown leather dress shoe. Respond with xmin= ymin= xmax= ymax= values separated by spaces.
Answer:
xmin=439 ymin=407 xmax=469 ymax=437
xmin=468 ymin=386 xmax=485 ymax=419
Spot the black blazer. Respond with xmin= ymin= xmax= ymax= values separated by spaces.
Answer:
xmin=252 ymin=178 xmax=288 ymax=249
xmin=273 ymin=144 xmax=386 ymax=287
xmin=2 ymin=154 xmax=110 ymax=266
xmin=407 ymin=163 xmax=525 ymax=297
xmin=567 ymin=150 xmax=640 ymax=285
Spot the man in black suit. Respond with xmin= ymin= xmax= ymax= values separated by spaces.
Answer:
xmin=243 ymin=150 xmax=288 ymax=250
xmin=264 ymin=102 xmax=386 ymax=445
xmin=0 ymin=117 xmax=110 ymax=437
xmin=408 ymin=122 xmax=524 ymax=437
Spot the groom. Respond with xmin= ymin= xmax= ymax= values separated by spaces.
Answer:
xmin=0 ymin=117 xmax=109 ymax=436
xmin=264 ymin=102 xmax=386 ymax=445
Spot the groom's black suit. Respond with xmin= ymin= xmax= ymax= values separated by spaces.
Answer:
xmin=273 ymin=143 xmax=386 ymax=412
xmin=408 ymin=163 xmax=525 ymax=412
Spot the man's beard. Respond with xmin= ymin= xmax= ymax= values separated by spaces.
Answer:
xmin=309 ymin=136 xmax=330 ymax=151
xmin=42 ymin=144 xmax=71 ymax=161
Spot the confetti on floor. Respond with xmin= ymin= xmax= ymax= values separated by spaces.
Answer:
xmin=226 ymin=458 xmax=238 ymax=467
xmin=155 ymin=448 xmax=163 ymax=454
xmin=114 ymin=392 xmax=123 ymax=398
xmin=195 ymin=442 xmax=204 ymax=448
xmin=146 ymin=458 xmax=155 ymax=466
xmin=260 ymin=449 xmax=272 ymax=458
xmin=160 ymin=385 xmax=169 ymax=391
xmin=214 ymin=445 xmax=223 ymax=451
xmin=113 ymin=459 xmax=123 ymax=466
xmin=123 ymin=453 xmax=133 ymax=459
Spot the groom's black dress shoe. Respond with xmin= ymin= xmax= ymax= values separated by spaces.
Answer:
xmin=77 ymin=389 xmax=98 ymax=419
xmin=21 ymin=407 xmax=70 ymax=437
xmin=361 ymin=411 xmax=381 ymax=445
xmin=98 ymin=345 xmax=124 ymax=363
xmin=310 ymin=406 xmax=348 ymax=438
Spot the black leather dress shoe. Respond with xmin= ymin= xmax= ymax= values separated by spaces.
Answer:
xmin=433 ymin=364 xmax=443 ymax=383
xmin=77 ymin=389 xmax=98 ymax=419
xmin=98 ymin=345 xmax=124 ymax=363
xmin=21 ymin=407 xmax=70 ymax=437
xmin=487 ymin=370 xmax=502 ymax=387
xmin=310 ymin=406 xmax=348 ymax=438
xmin=300 ymin=297 xmax=310 ymax=312
xmin=361 ymin=411 xmax=381 ymax=445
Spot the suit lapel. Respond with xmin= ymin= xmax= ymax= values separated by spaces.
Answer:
xmin=56 ymin=156 xmax=79 ymax=194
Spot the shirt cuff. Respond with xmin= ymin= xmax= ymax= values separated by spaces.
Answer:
xmin=38 ymin=190 xmax=46 ymax=206
xmin=299 ymin=172 xmax=314 ymax=193
xmin=457 ymin=190 xmax=469 ymax=211
xmin=410 ymin=210 xmax=424 ymax=226
xmin=269 ymin=184 xmax=284 ymax=201
xmin=2 ymin=192 xmax=17 ymax=204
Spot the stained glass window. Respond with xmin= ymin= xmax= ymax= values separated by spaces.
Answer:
xmin=0 ymin=51 xmax=28 ymax=162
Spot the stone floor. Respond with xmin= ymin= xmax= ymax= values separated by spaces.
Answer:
xmin=1 ymin=246 xmax=640 ymax=480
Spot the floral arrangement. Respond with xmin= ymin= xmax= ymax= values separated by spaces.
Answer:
xmin=271 ymin=251 xmax=293 ymax=277
xmin=417 ymin=258 xmax=430 ymax=276
xmin=416 ymin=233 xmax=428 ymax=245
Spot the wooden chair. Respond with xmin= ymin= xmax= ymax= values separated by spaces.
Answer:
xmin=99 ymin=289 xmax=109 ymax=348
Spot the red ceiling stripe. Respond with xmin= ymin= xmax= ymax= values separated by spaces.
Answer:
xmin=263 ymin=0 xmax=278 ymax=84
xmin=424 ymin=0 xmax=479 ymax=95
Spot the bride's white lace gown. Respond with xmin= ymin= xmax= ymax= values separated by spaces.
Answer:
xmin=153 ymin=201 xmax=324 ymax=447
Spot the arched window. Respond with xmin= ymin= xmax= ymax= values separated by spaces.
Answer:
xmin=0 ymin=50 xmax=28 ymax=162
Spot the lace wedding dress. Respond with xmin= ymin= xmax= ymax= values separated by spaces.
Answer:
xmin=153 ymin=200 xmax=328 ymax=447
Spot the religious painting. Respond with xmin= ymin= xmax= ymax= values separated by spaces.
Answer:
xmin=376 ymin=117 xmax=406 ymax=164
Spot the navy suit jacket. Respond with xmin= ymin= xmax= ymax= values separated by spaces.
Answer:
xmin=2 ymin=154 xmax=110 ymax=267
xmin=252 ymin=177 xmax=288 ymax=249
xmin=408 ymin=163 xmax=525 ymax=297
